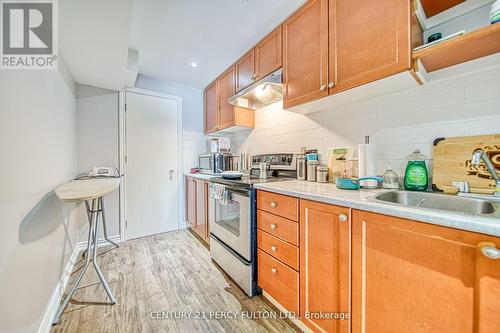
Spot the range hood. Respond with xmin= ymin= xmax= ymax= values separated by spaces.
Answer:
xmin=228 ymin=68 xmax=283 ymax=110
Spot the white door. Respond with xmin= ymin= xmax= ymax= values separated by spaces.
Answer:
xmin=125 ymin=92 xmax=180 ymax=240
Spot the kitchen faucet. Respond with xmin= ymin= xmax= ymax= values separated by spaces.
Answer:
xmin=471 ymin=149 xmax=500 ymax=197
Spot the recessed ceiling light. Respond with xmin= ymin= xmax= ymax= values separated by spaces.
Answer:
xmin=189 ymin=61 xmax=198 ymax=68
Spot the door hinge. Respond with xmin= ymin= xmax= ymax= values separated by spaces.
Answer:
xmin=125 ymin=103 xmax=127 ymax=112
xmin=125 ymin=220 xmax=128 ymax=229
xmin=125 ymin=155 xmax=127 ymax=163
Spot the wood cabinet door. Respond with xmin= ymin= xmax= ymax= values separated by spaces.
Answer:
xmin=300 ymin=200 xmax=350 ymax=333
xmin=194 ymin=179 xmax=207 ymax=240
xmin=255 ymin=26 xmax=282 ymax=79
xmin=218 ymin=66 xmax=236 ymax=130
xmin=329 ymin=0 xmax=411 ymax=94
xmin=283 ymin=0 xmax=329 ymax=109
xmin=235 ymin=49 xmax=256 ymax=91
xmin=352 ymin=210 xmax=500 ymax=333
xmin=204 ymin=80 xmax=218 ymax=134
xmin=186 ymin=177 xmax=196 ymax=227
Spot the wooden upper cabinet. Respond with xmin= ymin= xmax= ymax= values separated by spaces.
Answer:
xmin=283 ymin=0 xmax=329 ymax=109
xmin=218 ymin=66 xmax=236 ymax=130
xmin=351 ymin=210 xmax=500 ymax=333
xmin=300 ymin=200 xmax=350 ymax=333
xmin=235 ymin=49 xmax=256 ymax=92
xmin=204 ymin=80 xmax=218 ymax=134
xmin=330 ymin=0 xmax=412 ymax=93
xmin=255 ymin=26 xmax=283 ymax=79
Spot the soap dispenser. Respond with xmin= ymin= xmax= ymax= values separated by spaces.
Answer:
xmin=404 ymin=149 xmax=428 ymax=191
xmin=382 ymin=163 xmax=400 ymax=189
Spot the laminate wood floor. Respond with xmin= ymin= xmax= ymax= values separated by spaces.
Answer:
xmin=51 ymin=230 xmax=300 ymax=333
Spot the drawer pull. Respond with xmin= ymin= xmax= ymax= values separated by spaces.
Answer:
xmin=339 ymin=214 xmax=348 ymax=222
xmin=479 ymin=242 xmax=500 ymax=259
xmin=270 ymin=201 xmax=278 ymax=208
xmin=270 ymin=223 xmax=277 ymax=230
xmin=271 ymin=245 xmax=277 ymax=252
xmin=271 ymin=268 xmax=277 ymax=274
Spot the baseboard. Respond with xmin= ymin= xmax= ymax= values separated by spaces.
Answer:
xmin=262 ymin=291 xmax=313 ymax=333
xmin=38 ymin=235 xmax=122 ymax=333
xmin=37 ymin=244 xmax=81 ymax=333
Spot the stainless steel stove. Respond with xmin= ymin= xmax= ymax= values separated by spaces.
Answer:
xmin=208 ymin=153 xmax=297 ymax=296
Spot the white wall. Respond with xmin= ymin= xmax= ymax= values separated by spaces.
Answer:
xmin=0 ymin=60 xmax=80 ymax=333
xmin=76 ymin=85 xmax=121 ymax=239
xmin=135 ymin=74 xmax=206 ymax=171
xmin=231 ymin=67 xmax=500 ymax=180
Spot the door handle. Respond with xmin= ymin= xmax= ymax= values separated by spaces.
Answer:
xmin=169 ymin=169 xmax=175 ymax=180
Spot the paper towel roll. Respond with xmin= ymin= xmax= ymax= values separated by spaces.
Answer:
xmin=358 ymin=143 xmax=378 ymax=188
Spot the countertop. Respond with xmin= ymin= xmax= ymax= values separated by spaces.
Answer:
xmin=184 ymin=172 xmax=220 ymax=181
xmin=253 ymin=180 xmax=500 ymax=237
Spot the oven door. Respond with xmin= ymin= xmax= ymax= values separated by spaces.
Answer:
xmin=210 ymin=186 xmax=251 ymax=261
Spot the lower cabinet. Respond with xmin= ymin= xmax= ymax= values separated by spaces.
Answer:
xmin=185 ymin=176 xmax=209 ymax=243
xmin=300 ymin=199 xmax=350 ymax=333
xmin=351 ymin=209 xmax=500 ymax=333
xmin=256 ymin=190 xmax=500 ymax=333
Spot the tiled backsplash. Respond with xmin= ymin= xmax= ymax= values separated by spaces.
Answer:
xmin=230 ymin=67 xmax=500 ymax=178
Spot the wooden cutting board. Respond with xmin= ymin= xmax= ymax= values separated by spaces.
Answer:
xmin=433 ymin=134 xmax=500 ymax=194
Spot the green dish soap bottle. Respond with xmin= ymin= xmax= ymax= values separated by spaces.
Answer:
xmin=404 ymin=149 xmax=428 ymax=191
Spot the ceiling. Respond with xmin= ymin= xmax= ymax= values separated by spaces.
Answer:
xmin=60 ymin=0 xmax=306 ymax=91
xmin=60 ymin=0 xmax=135 ymax=91
xmin=130 ymin=0 xmax=307 ymax=88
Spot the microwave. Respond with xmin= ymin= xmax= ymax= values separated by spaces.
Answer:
xmin=198 ymin=153 xmax=234 ymax=174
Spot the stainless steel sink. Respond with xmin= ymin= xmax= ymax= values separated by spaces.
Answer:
xmin=374 ymin=191 xmax=496 ymax=215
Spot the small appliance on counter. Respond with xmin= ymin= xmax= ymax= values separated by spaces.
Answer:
xmin=197 ymin=152 xmax=236 ymax=174
xmin=208 ymin=153 xmax=297 ymax=297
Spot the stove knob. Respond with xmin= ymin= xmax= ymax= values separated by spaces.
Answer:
xmin=287 ymin=157 xmax=293 ymax=163
xmin=252 ymin=158 xmax=257 ymax=163
xmin=281 ymin=156 xmax=286 ymax=162
xmin=256 ymin=157 xmax=261 ymax=163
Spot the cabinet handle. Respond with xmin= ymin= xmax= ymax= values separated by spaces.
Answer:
xmin=271 ymin=268 xmax=277 ymax=274
xmin=339 ymin=214 xmax=348 ymax=222
xmin=270 ymin=201 xmax=278 ymax=208
xmin=479 ymin=242 xmax=500 ymax=259
xmin=320 ymin=85 xmax=327 ymax=91
xmin=270 ymin=223 xmax=277 ymax=230
xmin=252 ymin=74 xmax=258 ymax=80
xmin=328 ymin=82 xmax=335 ymax=88
xmin=271 ymin=245 xmax=277 ymax=252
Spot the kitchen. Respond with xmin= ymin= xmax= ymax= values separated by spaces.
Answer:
xmin=1 ymin=0 xmax=500 ymax=332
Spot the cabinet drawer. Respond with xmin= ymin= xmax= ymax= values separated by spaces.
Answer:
xmin=257 ymin=210 xmax=299 ymax=246
xmin=257 ymin=230 xmax=299 ymax=270
xmin=258 ymin=249 xmax=299 ymax=314
xmin=257 ymin=191 xmax=298 ymax=221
